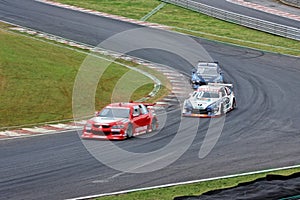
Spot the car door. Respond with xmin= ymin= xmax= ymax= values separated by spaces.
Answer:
xmin=138 ymin=104 xmax=151 ymax=126
xmin=131 ymin=105 xmax=148 ymax=134
xmin=221 ymin=88 xmax=231 ymax=111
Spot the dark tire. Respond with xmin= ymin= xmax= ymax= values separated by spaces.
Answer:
xmin=125 ymin=124 xmax=133 ymax=138
xmin=220 ymin=103 xmax=225 ymax=115
xmin=147 ymin=118 xmax=158 ymax=133
xmin=232 ymin=98 xmax=237 ymax=110
xmin=151 ymin=118 xmax=158 ymax=132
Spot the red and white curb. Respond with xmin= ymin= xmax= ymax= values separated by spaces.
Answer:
xmin=227 ymin=0 xmax=300 ymax=22
xmin=35 ymin=0 xmax=170 ymax=30
xmin=0 ymin=121 xmax=86 ymax=140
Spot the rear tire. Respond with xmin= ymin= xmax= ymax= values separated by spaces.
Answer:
xmin=151 ymin=118 xmax=158 ymax=132
xmin=232 ymin=99 xmax=237 ymax=110
xmin=147 ymin=119 xmax=158 ymax=133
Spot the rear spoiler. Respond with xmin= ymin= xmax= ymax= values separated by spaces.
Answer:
xmin=143 ymin=103 xmax=156 ymax=108
xmin=208 ymin=83 xmax=233 ymax=88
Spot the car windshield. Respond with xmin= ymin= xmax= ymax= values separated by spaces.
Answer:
xmin=98 ymin=108 xmax=130 ymax=118
xmin=194 ymin=91 xmax=219 ymax=98
xmin=197 ymin=67 xmax=218 ymax=75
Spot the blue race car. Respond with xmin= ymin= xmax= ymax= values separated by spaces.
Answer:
xmin=190 ymin=61 xmax=224 ymax=89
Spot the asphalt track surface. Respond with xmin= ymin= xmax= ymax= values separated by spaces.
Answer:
xmin=0 ymin=0 xmax=300 ymax=199
xmin=192 ymin=0 xmax=300 ymax=29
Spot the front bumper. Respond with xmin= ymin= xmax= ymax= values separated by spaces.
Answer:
xmin=182 ymin=112 xmax=221 ymax=118
xmin=81 ymin=132 xmax=126 ymax=140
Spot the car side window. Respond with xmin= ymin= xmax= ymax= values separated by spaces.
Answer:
xmin=220 ymin=88 xmax=226 ymax=97
xmin=133 ymin=106 xmax=140 ymax=116
xmin=139 ymin=104 xmax=148 ymax=115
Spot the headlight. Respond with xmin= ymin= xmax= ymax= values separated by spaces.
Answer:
xmin=112 ymin=124 xmax=125 ymax=129
xmin=85 ymin=123 xmax=92 ymax=131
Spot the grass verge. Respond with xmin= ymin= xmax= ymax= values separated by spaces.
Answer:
xmin=95 ymin=167 xmax=300 ymax=200
xmin=54 ymin=0 xmax=300 ymax=56
xmin=0 ymin=23 xmax=170 ymax=128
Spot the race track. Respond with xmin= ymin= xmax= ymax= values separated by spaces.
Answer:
xmin=0 ymin=0 xmax=300 ymax=199
xmin=191 ymin=0 xmax=300 ymax=28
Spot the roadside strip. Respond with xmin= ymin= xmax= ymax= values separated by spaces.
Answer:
xmin=35 ymin=0 xmax=170 ymax=30
xmin=67 ymin=164 xmax=300 ymax=200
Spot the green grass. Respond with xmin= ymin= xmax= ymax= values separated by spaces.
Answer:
xmin=54 ymin=0 xmax=300 ymax=56
xmin=0 ymin=24 xmax=170 ymax=128
xmin=95 ymin=167 xmax=300 ymax=200
xmin=54 ymin=0 xmax=161 ymax=20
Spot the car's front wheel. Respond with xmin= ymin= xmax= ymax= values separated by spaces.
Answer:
xmin=220 ymin=103 xmax=225 ymax=115
xmin=125 ymin=124 xmax=133 ymax=138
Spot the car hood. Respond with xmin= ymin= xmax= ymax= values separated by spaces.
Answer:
xmin=88 ymin=117 xmax=129 ymax=124
xmin=201 ymin=74 xmax=219 ymax=82
xmin=190 ymin=98 xmax=219 ymax=109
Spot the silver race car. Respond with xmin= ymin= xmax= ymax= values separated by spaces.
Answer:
xmin=182 ymin=83 xmax=236 ymax=117
xmin=190 ymin=61 xmax=224 ymax=89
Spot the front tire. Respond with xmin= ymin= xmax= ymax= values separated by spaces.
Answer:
xmin=125 ymin=124 xmax=133 ymax=138
xmin=220 ymin=103 xmax=225 ymax=115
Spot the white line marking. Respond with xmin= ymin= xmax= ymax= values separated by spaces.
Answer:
xmin=67 ymin=164 xmax=300 ymax=200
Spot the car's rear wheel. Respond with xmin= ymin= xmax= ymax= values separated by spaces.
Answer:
xmin=125 ymin=124 xmax=133 ymax=138
xmin=232 ymin=98 xmax=237 ymax=110
xmin=151 ymin=118 xmax=158 ymax=132
xmin=147 ymin=119 xmax=158 ymax=133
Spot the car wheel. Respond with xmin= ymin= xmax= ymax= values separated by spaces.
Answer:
xmin=125 ymin=124 xmax=133 ymax=138
xmin=151 ymin=118 xmax=158 ymax=132
xmin=232 ymin=98 xmax=237 ymax=109
xmin=147 ymin=119 xmax=158 ymax=133
xmin=220 ymin=103 xmax=225 ymax=115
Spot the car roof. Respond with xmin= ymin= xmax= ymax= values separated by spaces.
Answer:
xmin=197 ymin=62 xmax=219 ymax=68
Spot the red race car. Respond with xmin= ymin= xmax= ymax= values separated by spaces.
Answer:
xmin=81 ymin=102 xmax=158 ymax=140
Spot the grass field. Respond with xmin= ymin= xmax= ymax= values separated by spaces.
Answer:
xmin=54 ymin=0 xmax=300 ymax=56
xmin=0 ymin=24 xmax=170 ymax=128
